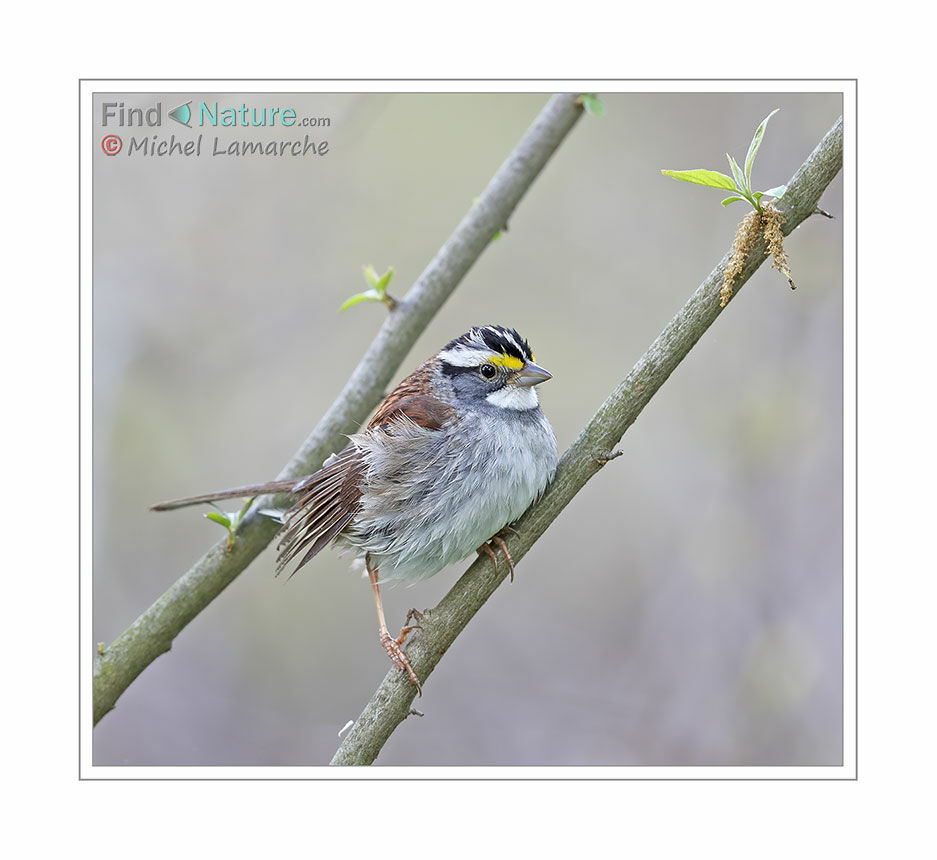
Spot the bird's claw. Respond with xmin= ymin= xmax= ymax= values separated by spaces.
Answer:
xmin=394 ymin=608 xmax=424 ymax=645
xmin=477 ymin=533 xmax=516 ymax=582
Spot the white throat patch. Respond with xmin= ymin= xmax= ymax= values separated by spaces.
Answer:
xmin=486 ymin=385 xmax=539 ymax=411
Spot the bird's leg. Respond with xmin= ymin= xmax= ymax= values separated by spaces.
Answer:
xmin=476 ymin=530 xmax=516 ymax=582
xmin=366 ymin=555 xmax=422 ymax=695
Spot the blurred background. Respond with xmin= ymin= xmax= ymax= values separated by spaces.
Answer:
xmin=92 ymin=91 xmax=844 ymax=766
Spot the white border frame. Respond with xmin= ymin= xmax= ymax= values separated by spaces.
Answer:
xmin=80 ymin=79 xmax=856 ymax=780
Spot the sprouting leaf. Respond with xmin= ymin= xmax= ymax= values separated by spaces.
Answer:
xmin=235 ymin=497 xmax=253 ymax=523
xmin=726 ymin=153 xmax=747 ymax=194
xmin=363 ymin=265 xmax=395 ymax=292
xmin=744 ymin=109 xmax=779 ymax=189
xmin=721 ymin=196 xmax=747 ymax=206
xmin=764 ymin=185 xmax=787 ymax=199
xmin=205 ymin=511 xmax=231 ymax=528
xmin=579 ymin=94 xmax=606 ymax=117
xmin=203 ymin=498 xmax=254 ymax=548
xmin=375 ymin=267 xmax=394 ymax=291
xmin=362 ymin=265 xmax=380 ymax=287
xmin=661 ymin=169 xmax=737 ymax=191
xmin=752 ymin=192 xmax=764 ymax=205
xmin=341 ymin=266 xmax=397 ymax=312
xmin=339 ymin=290 xmax=382 ymax=311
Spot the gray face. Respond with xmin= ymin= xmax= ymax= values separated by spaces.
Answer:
xmin=435 ymin=325 xmax=548 ymax=414
xmin=443 ymin=359 xmax=514 ymax=407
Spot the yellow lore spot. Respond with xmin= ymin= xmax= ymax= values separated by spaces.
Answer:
xmin=488 ymin=353 xmax=524 ymax=370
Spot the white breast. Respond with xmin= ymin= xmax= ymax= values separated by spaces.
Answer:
xmin=346 ymin=409 xmax=557 ymax=582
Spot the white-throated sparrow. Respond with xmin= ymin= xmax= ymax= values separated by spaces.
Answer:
xmin=153 ymin=325 xmax=557 ymax=692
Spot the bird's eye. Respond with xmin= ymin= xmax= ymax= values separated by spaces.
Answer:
xmin=479 ymin=364 xmax=497 ymax=379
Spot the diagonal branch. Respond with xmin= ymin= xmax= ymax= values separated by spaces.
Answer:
xmin=93 ymin=93 xmax=586 ymax=725
xmin=330 ymin=116 xmax=844 ymax=766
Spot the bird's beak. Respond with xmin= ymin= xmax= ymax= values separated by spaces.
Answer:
xmin=514 ymin=361 xmax=553 ymax=387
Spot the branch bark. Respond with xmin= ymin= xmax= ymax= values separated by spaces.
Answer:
xmin=330 ymin=116 xmax=844 ymax=766
xmin=93 ymin=93 xmax=586 ymax=725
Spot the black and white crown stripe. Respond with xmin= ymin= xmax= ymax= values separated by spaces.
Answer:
xmin=439 ymin=325 xmax=533 ymax=368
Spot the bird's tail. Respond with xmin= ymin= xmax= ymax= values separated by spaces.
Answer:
xmin=150 ymin=479 xmax=299 ymax=512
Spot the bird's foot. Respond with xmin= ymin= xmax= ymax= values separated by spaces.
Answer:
xmin=380 ymin=630 xmax=422 ymax=696
xmin=477 ymin=531 xmax=516 ymax=582
xmin=396 ymin=608 xmax=425 ymax=645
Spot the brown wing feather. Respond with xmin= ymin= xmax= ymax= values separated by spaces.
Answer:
xmin=368 ymin=360 xmax=454 ymax=430
xmin=276 ymin=361 xmax=453 ymax=576
xmin=276 ymin=445 xmax=365 ymax=576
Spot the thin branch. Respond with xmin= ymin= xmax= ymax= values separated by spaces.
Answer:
xmin=330 ymin=116 xmax=844 ymax=766
xmin=93 ymin=93 xmax=586 ymax=725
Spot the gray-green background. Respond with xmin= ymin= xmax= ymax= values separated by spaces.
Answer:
xmin=92 ymin=91 xmax=843 ymax=766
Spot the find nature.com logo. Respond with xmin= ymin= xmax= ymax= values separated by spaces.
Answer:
xmin=99 ymin=99 xmax=330 ymax=158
